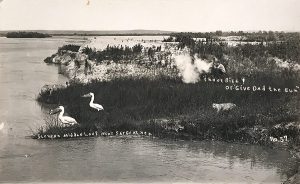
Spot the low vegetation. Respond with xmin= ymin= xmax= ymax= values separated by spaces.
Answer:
xmin=36 ymin=73 xmax=299 ymax=145
xmin=33 ymin=116 xmax=97 ymax=139
xmin=82 ymin=44 xmax=144 ymax=63
xmin=164 ymin=32 xmax=300 ymax=64
xmin=58 ymin=44 xmax=81 ymax=53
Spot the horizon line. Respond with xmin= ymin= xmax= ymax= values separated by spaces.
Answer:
xmin=0 ymin=29 xmax=300 ymax=33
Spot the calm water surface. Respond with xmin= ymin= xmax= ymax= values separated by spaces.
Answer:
xmin=0 ymin=37 xmax=298 ymax=183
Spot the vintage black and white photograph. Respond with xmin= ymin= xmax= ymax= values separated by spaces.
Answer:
xmin=0 ymin=0 xmax=299 ymax=183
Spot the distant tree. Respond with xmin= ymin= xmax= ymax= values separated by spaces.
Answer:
xmin=82 ymin=44 xmax=144 ymax=63
xmin=162 ymin=36 xmax=174 ymax=42
xmin=132 ymin=44 xmax=143 ymax=53
xmin=216 ymin=30 xmax=223 ymax=36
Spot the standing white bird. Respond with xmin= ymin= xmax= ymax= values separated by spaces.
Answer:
xmin=50 ymin=106 xmax=78 ymax=126
xmin=82 ymin=92 xmax=104 ymax=111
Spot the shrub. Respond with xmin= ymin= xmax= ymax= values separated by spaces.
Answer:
xmin=82 ymin=44 xmax=143 ymax=63
xmin=58 ymin=44 xmax=81 ymax=53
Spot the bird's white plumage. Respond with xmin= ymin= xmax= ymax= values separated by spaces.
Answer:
xmin=83 ymin=92 xmax=104 ymax=111
xmin=90 ymin=103 xmax=104 ymax=111
xmin=59 ymin=115 xmax=77 ymax=125
xmin=52 ymin=106 xmax=78 ymax=126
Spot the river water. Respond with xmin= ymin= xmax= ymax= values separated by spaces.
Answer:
xmin=0 ymin=36 xmax=298 ymax=183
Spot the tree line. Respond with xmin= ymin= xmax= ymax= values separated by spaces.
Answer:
xmin=163 ymin=31 xmax=300 ymax=42
xmin=6 ymin=31 xmax=51 ymax=38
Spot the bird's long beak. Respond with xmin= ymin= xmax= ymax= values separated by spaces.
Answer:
xmin=49 ymin=108 xmax=60 ymax=115
xmin=82 ymin=93 xmax=90 ymax=97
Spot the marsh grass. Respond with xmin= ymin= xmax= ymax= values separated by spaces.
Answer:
xmin=36 ymin=73 xmax=299 ymax=143
xmin=32 ymin=115 xmax=98 ymax=139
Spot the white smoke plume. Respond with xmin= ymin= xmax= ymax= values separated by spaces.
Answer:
xmin=174 ymin=54 xmax=212 ymax=83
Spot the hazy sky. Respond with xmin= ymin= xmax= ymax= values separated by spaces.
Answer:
xmin=0 ymin=0 xmax=299 ymax=31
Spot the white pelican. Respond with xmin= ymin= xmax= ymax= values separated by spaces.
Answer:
xmin=50 ymin=106 xmax=78 ymax=126
xmin=82 ymin=92 xmax=104 ymax=111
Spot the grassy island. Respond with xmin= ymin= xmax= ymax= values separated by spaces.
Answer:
xmin=6 ymin=31 xmax=51 ymax=38
xmin=36 ymin=32 xmax=300 ymax=147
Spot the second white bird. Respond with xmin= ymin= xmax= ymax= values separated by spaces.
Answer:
xmin=82 ymin=92 xmax=104 ymax=111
